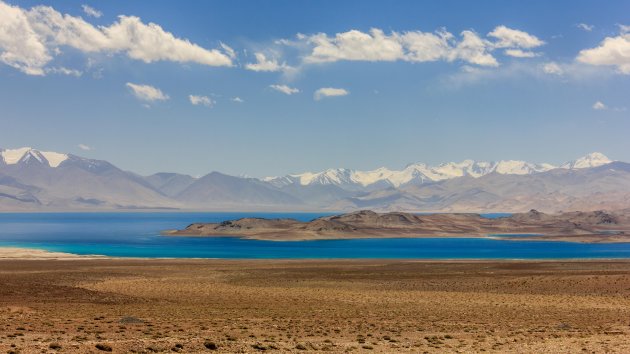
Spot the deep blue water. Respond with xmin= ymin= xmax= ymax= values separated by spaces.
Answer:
xmin=0 ymin=212 xmax=629 ymax=259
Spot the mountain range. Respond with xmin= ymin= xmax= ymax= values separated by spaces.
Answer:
xmin=1 ymin=147 xmax=627 ymax=213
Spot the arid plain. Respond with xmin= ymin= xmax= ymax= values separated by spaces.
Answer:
xmin=1 ymin=259 xmax=630 ymax=353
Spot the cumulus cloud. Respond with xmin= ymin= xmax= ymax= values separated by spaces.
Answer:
xmin=78 ymin=143 xmax=92 ymax=151
xmin=592 ymin=101 xmax=607 ymax=110
xmin=487 ymin=26 xmax=545 ymax=49
xmin=232 ymin=97 xmax=244 ymax=103
xmin=0 ymin=1 xmax=234 ymax=75
xmin=0 ymin=1 xmax=52 ymax=75
xmin=449 ymin=30 xmax=497 ymax=66
xmin=189 ymin=94 xmax=215 ymax=107
xmin=542 ymin=62 xmax=563 ymax=75
xmin=314 ymin=87 xmax=349 ymax=100
xmin=297 ymin=25 xmax=542 ymax=67
xmin=305 ymin=28 xmax=405 ymax=63
xmin=126 ymin=83 xmax=169 ymax=102
xmin=577 ymin=30 xmax=630 ymax=74
xmin=576 ymin=23 xmax=594 ymax=32
xmin=81 ymin=4 xmax=102 ymax=18
xmin=269 ymin=84 xmax=299 ymax=95
xmin=504 ymin=49 xmax=539 ymax=58
xmin=399 ymin=30 xmax=452 ymax=62
xmin=245 ymin=52 xmax=290 ymax=72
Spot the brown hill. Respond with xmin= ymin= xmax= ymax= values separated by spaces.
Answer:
xmin=166 ymin=209 xmax=630 ymax=243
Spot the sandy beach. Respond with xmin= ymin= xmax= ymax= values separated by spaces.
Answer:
xmin=1 ymin=256 xmax=630 ymax=353
xmin=0 ymin=247 xmax=107 ymax=260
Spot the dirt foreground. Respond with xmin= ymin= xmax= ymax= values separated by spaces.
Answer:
xmin=1 ymin=259 xmax=630 ymax=353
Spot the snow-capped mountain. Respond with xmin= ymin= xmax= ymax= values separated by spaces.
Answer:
xmin=0 ymin=146 xmax=178 ymax=211
xmin=264 ymin=153 xmax=611 ymax=189
xmin=560 ymin=152 xmax=612 ymax=169
xmin=0 ymin=147 xmax=68 ymax=167
xmin=0 ymin=147 xmax=624 ymax=212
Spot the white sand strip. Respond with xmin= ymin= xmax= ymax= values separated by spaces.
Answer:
xmin=0 ymin=247 xmax=107 ymax=260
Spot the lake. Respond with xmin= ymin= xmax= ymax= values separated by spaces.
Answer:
xmin=0 ymin=212 xmax=630 ymax=259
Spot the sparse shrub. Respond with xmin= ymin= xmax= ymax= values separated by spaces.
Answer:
xmin=204 ymin=341 xmax=218 ymax=350
xmin=252 ymin=343 xmax=268 ymax=350
xmin=49 ymin=343 xmax=62 ymax=350
xmin=95 ymin=343 xmax=113 ymax=352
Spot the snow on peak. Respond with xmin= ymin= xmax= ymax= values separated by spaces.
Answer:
xmin=0 ymin=147 xmax=32 ymax=164
xmin=0 ymin=147 xmax=68 ymax=167
xmin=493 ymin=160 xmax=555 ymax=175
xmin=41 ymin=151 xmax=69 ymax=167
xmin=264 ymin=153 xmax=616 ymax=189
xmin=561 ymin=152 xmax=612 ymax=169
xmin=294 ymin=168 xmax=354 ymax=186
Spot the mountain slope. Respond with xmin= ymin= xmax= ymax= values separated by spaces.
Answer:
xmin=144 ymin=172 xmax=197 ymax=197
xmin=175 ymin=172 xmax=302 ymax=209
xmin=0 ymin=149 xmax=178 ymax=210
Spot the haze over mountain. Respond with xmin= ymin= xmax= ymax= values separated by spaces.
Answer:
xmin=0 ymin=147 xmax=626 ymax=213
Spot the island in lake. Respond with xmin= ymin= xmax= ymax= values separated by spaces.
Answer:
xmin=166 ymin=209 xmax=630 ymax=243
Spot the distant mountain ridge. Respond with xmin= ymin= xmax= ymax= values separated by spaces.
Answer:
xmin=0 ymin=147 xmax=626 ymax=213
xmin=264 ymin=152 xmax=611 ymax=189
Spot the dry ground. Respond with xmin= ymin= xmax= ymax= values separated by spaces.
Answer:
xmin=1 ymin=259 xmax=630 ymax=353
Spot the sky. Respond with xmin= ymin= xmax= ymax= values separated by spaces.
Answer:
xmin=1 ymin=0 xmax=629 ymax=178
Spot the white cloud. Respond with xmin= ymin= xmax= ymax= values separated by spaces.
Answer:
xmin=299 ymin=25 xmax=541 ymax=68
xmin=45 ymin=66 xmax=82 ymax=76
xmin=542 ymin=62 xmax=563 ymax=75
xmin=232 ymin=97 xmax=244 ymax=103
xmin=189 ymin=94 xmax=215 ymax=107
xmin=220 ymin=42 xmax=236 ymax=59
xmin=314 ymin=87 xmax=349 ymax=100
xmin=576 ymin=23 xmax=594 ymax=32
xmin=126 ymin=82 xmax=169 ymax=102
xmin=0 ymin=1 xmax=51 ymax=75
xmin=487 ymin=25 xmax=545 ymax=49
xmin=245 ymin=52 xmax=290 ymax=72
xmin=592 ymin=101 xmax=607 ymax=110
xmin=449 ymin=30 xmax=497 ymax=66
xmin=103 ymin=16 xmax=233 ymax=66
xmin=445 ymin=60 xmax=615 ymax=90
xmin=577 ymin=32 xmax=630 ymax=74
xmin=399 ymin=30 xmax=452 ymax=62
xmin=504 ymin=49 xmax=539 ymax=58
xmin=0 ymin=1 xmax=234 ymax=75
xmin=305 ymin=28 xmax=404 ymax=63
xmin=591 ymin=100 xmax=626 ymax=112
xmin=269 ymin=84 xmax=299 ymax=95
xmin=81 ymin=4 xmax=102 ymax=18
xmin=78 ymin=143 xmax=92 ymax=151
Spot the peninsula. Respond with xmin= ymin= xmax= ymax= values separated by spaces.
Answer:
xmin=165 ymin=209 xmax=630 ymax=243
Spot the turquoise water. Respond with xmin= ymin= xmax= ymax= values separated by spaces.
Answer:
xmin=0 ymin=212 xmax=629 ymax=259
xmin=489 ymin=233 xmax=543 ymax=238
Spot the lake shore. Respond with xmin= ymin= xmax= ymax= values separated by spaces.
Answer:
xmin=1 ymin=259 xmax=630 ymax=353
xmin=0 ymin=247 xmax=107 ymax=260
xmin=164 ymin=230 xmax=630 ymax=243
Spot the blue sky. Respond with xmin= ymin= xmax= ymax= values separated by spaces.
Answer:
xmin=1 ymin=0 xmax=629 ymax=177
